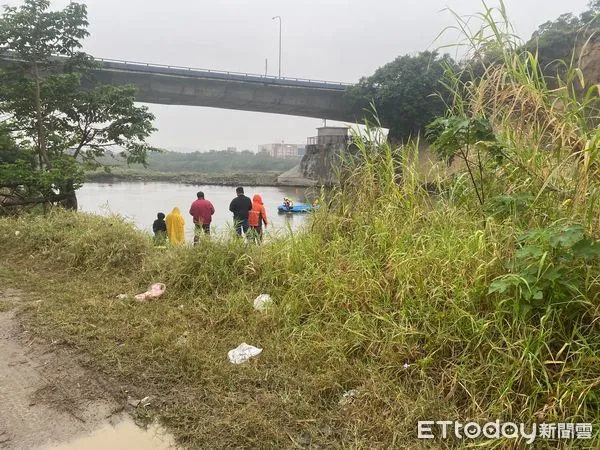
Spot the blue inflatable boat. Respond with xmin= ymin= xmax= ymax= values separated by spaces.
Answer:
xmin=277 ymin=203 xmax=317 ymax=213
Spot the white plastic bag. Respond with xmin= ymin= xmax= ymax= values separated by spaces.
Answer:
xmin=253 ymin=294 xmax=272 ymax=311
xmin=339 ymin=389 xmax=359 ymax=405
xmin=227 ymin=342 xmax=263 ymax=364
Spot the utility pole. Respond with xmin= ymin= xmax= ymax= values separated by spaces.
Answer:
xmin=272 ymin=16 xmax=282 ymax=77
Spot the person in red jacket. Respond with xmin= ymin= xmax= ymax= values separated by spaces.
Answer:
xmin=247 ymin=194 xmax=268 ymax=243
xmin=189 ymin=191 xmax=215 ymax=242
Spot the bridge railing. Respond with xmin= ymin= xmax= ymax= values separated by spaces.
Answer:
xmin=0 ymin=50 xmax=352 ymax=90
xmin=95 ymin=57 xmax=352 ymax=89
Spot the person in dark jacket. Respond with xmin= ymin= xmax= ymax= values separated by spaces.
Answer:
xmin=229 ymin=186 xmax=252 ymax=235
xmin=152 ymin=212 xmax=167 ymax=244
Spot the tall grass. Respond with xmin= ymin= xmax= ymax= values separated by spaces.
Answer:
xmin=1 ymin=210 xmax=151 ymax=273
xmin=2 ymin=138 xmax=597 ymax=448
xmin=439 ymin=1 xmax=600 ymax=228
xmin=0 ymin=4 xmax=598 ymax=448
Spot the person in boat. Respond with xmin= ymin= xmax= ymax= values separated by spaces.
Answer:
xmin=189 ymin=191 xmax=215 ymax=242
xmin=229 ymin=186 xmax=252 ymax=235
xmin=165 ymin=207 xmax=185 ymax=244
xmin=248 ymin=194 xmax=268 ymax=243
xmin=283 ymin=197 xmax=294 ymax=210
xmin=152 ymin=212 xmax=167 ymax=244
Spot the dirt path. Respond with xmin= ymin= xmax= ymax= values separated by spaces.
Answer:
xmin=0 ymin=288 xmax=173 ymax=450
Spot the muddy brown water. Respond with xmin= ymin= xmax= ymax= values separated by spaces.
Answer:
xmin=45 ymin=418 xmax=176 ymax=449
xmin=0 ymin=289 xmax=177 ymax=449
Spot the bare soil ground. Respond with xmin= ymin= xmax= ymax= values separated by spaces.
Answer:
xmin=0 ymin=288 xmax=124 ymax=449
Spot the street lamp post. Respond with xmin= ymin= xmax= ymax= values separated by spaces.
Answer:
xmin=272 ymin=15 xmax=281 ymax=78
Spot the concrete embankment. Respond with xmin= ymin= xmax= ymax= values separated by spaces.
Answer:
xmin=276 ymin=165 xmax=317 ymax=187
xmin=85 ymin=170 xmax=281 ymax=187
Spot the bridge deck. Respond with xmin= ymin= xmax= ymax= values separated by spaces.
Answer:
xmin=0 ymin=52 xmax=351 ymax=90
xmin=97 ymin=59 xmax=350 ymax=91
xmin=0 ymin=53 xmax=360 ymax=121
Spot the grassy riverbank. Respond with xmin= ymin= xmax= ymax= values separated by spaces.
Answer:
xmin=85 ymin=148 xmax=301 ymax=187
xmin=2 ymin=10 xmax=599 ymax=448
xmin=2 ymin=139 xmax=599 ymax=449
xmin=86 ymin=167 xmax=282 ymax=186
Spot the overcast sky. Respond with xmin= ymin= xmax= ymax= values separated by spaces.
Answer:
xmin=7 ymin=0 xmax=593 ymax=151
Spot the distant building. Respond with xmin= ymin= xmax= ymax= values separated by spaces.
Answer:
xmin=226 ymin=146 xmax=237 ymax=153
xmin=258 ymin=143 xmax=305 ymax=159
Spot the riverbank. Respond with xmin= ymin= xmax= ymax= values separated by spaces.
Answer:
xmin=3 ymin=24 xmax=599 ymax=447
xmin=86 ymin=168 xmax=283 ymax=187
xmin=2 ymin=133 xmax=598 ymax=447
xmin=0 ymin=286 xmax=176 ymax=449
xmin=76 ymin=182 xmax=309 ymax=242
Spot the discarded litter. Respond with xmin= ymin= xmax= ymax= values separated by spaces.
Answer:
xmin=139 ymin=396 xmax=153 ymax=407
xmin=227 ymin=342 xmax=263 ymax=364
xmin=134 ymin=283 xmax=166 ymax=302
xmin=127 ymin=395 xmax=154 ymax=408
xmin=253 ymin=294 xmax=272 ymax=311
xmin=339 ymin=389 xmax=359 ymax=406
xmin=176 ymin=331 xmax=190 ymax=347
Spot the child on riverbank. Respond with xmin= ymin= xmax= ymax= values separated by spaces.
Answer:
xmin=152 ymin=212 xmax=167 ymax=244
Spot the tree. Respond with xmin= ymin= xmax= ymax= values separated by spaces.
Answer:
xmin=525 ymin=1 xmax=600 ymax=78
xmin=0 ymin=0 xmax=155 ymax=210
xmin=580 ymin=0 xmax=600 ymax=23
xmin=426 ymin=116 xmax=502 ymax=206
xmin=346 ymin=51 xmax=456 ymax=143
xmin=0 ymin=0 xmax=90 ymax=170
xmin=0 ymin=126 xmax=34 ymax=165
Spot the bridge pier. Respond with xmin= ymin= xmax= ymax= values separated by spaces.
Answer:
xmin=278 ymin=126 xmax=355 ymax=186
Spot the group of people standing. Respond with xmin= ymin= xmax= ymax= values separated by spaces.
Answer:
xmin=152 ymin=186 xmax=268 ymax=245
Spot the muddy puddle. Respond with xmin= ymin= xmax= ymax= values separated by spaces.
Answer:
xmin=44 ymin=416 xmax=177 ymax=450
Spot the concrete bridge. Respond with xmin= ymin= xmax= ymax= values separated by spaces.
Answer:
xmin=88 ymin=59 xmax=361 ymax=122
xmin=0 ymin=54 xmax=362 ymax=122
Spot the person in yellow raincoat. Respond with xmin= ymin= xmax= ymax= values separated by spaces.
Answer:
xmin=165 ymin=207 xmax=185 ymax=244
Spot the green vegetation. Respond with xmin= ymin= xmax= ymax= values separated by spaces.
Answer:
xmin=525 ymin=0 xmax=599 ymax=78
xmin=347 ymin=51 xmax=454 ymax=142
xmin=95 ymin=149 xmax=299 ymax=174
xmin=86 ymin=166 xmax=282 ymax=187
xmin=1 ymin=3 xmax=599 ymax=449
xmin=0 ymin=0 xmax=155 ymax=211
xmin=349 ymin=1 xmax=600 ymax=143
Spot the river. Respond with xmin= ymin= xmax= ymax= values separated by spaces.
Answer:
xmin=77 ymin=182 xmax=311 ymax=241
